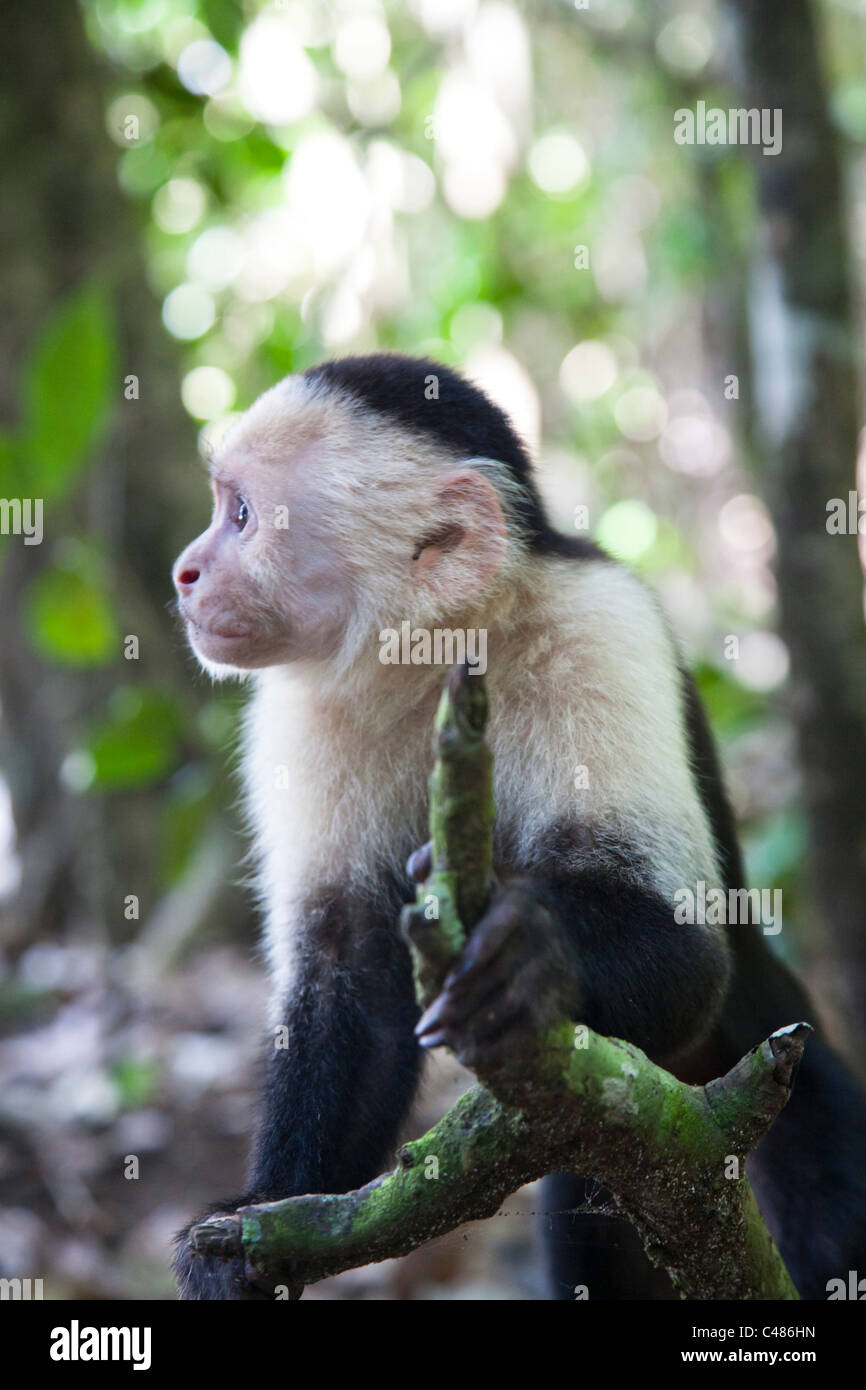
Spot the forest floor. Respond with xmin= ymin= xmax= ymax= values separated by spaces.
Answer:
xmin=0 ymin=939 xmax=553 ymax=1300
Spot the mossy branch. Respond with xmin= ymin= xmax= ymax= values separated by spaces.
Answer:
xmin=400 ymin=661 xmax=493 ymax=1004
xmin=190 ymin=664 xmax=805 ymax=1300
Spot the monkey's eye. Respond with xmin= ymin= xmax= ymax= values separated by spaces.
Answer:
xmin=235 ymin=497 xmax=250 ymax=531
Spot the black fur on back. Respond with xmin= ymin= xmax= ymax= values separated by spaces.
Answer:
xmin=304 ymin=353 xmax=606 ymax=561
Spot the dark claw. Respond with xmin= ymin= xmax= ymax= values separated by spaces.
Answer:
xmin=406 ymin=841 xmax=433 ymax=882
xmin=415 ymin=993 xmax=449 ymax=1037
xmin=418 ymin=971 xmax=511 ymax=1036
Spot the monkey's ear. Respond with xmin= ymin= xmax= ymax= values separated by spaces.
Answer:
xmin=412 ymin=466 xmax=507 ymax=599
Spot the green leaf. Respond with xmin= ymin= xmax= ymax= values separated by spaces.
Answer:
xmin=21 ymin=283 xmax=117 ymax=499
xmin=78 ymin=687 xmax=184 ymax=791
xmin=26 ymin=554 xmax=118 ymax=667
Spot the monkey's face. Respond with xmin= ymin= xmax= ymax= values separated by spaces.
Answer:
xmin=172 ymin=374 xmax=511 ymax=679
xmin=172 ymin=441 xmax=353 ymax=676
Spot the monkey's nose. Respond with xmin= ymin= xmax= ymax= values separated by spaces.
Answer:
xmin=174 ymin=564 xmax=200 ymax=593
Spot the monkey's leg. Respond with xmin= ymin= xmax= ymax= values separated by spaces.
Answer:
xmin=175 ymin=890 xmax=422 ymax=1300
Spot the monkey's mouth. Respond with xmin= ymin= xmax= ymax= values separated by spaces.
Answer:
xmin=185 ymin=615 xmax=252 ymax=641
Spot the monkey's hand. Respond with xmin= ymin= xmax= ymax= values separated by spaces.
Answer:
xmin=409 ymin=852 xmax=579 ymax=1069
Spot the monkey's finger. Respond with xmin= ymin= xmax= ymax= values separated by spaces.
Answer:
xmin=415 ymin=973 xmax=506 ymax=1037
xmin=443 ymin=942 xmax=543 ymax=1032
xmin=406 ymin=841 xmax=433 ymax=882
xmin=415 ymin=990 xmax=454 ymax=1038
xmin=416 ymin=928 xmax=523 ymax=1035
xmin=413 ymin=974 xmax=481 ymax=1038
xmin=437 ymin=939 xmax=559 ymax=1039
xmin=445 ymin=894 xmax=524 ymax=983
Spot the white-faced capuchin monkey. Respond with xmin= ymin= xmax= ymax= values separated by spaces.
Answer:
xmin=172 ymin=353 xmax=866 ymax=1300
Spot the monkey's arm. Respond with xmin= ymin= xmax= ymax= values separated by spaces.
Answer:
xmin=414 ymin=865 xmax=731 ymax=1070
xmin=175 ymin=889 xmax=421 ymax=1300
xmin=249 ymin=912 xmax=421 ymax=1202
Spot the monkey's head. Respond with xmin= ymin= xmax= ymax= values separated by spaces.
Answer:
xmin=172 ymin=354 xmax=553 ymax=679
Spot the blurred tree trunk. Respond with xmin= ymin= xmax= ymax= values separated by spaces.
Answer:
xmin=0 ymin=0 xmax=213 ymax=948
xmin=727 ymin=0 xmax=866 ymax=1076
